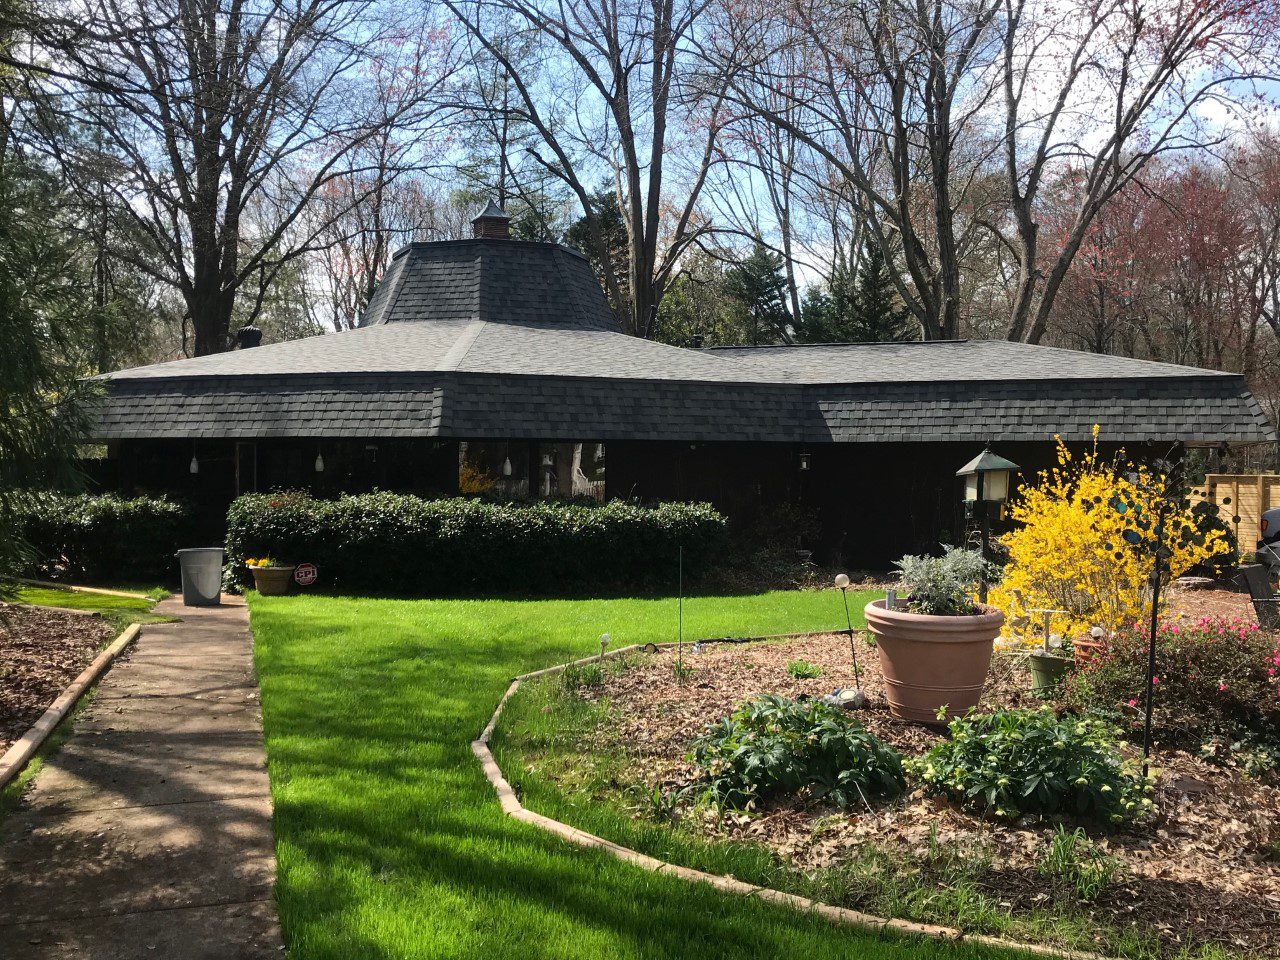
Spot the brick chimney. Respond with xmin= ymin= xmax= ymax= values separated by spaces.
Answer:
xmin=471 ymin=199 xmax=511 ymax=239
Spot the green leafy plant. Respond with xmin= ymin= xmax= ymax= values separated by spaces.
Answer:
xmin=672 ymin=660 xmax=696 ymax=683
xmin=787 ymin=660 xmax=822 ymax=679
xmin=560 ymin=661 xmax=604 ymax=692
xmin=1199 ymin=729 xmax=1280 ymax=780
xmin=689 ymin=694 xmax=905 ymax=810
xmin=894 ymin=546 xmax=996 ymax=615
xmin=13 ymin=492 xmax=196 ymax=583
xmin=1037 ymin=826 xmax=1124 ymax=902
xmin=225 ymin=491 xmax=727 ymax=595
xmin=909 ymin=708 xmax=1151 ymax=823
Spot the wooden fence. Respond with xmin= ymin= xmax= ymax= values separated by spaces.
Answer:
xmin=1191 ymin=473 xmax=1280 ymax=547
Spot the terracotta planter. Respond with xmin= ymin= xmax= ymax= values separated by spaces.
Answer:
xmin=1072 ymin=638 xmax=1106 ymax=666
xmin=864 ymin=599 xmax=1004 ymax=724
xmin=249 ymin=565 xmax=295 ymax=596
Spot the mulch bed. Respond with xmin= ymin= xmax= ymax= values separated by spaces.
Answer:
xmin=570 ymin=623 xmax=1280 ymax=958
xmin=0 ymin=604 xmax=116 ymax=757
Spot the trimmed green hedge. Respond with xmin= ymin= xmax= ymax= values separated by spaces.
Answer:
xmin=225 ymin=491 xmax=727 ymax=595
xmin=15 ymin=492 xmax=195 ymax=583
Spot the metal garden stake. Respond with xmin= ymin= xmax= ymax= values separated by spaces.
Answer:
xmin=834 ymin=573 xmax=862 ymax=691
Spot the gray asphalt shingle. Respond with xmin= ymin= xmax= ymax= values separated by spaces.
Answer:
xmin=87 ymin=238 xmax=1277 ymax=446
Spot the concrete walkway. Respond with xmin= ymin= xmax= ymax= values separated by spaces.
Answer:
xmin=0 ymin=596 xmax=283 ymax=959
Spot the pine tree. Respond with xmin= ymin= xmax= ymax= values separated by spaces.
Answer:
xmin=723 ymin=244 xmax=792 ymax=345
xmin=797 ymin=238 xmax=915 ymax=343
xmin=852 ymin=240 xmax=913 ymax=341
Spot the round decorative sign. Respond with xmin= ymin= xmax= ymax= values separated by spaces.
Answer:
xmin=293 ymin=562 xmax=318 ymax=587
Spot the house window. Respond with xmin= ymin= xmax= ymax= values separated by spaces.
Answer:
xmin=537 ymin=442 xmax=605 ymax=501
xmin=458 ymin=441 xmax=530 ymax=497
xmin=458 ymin=441 xmax=604 ymax=501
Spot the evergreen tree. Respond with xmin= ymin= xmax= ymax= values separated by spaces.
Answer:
xmin=0 ymin=163 xmax=100 ymax=587
xmin=723 ymin=243 xmax=793 ymax=345
xmin=797 ymin=238 xmax=915 ymax=343
xmin=853 ymin=240 xmax=913 ymax=341
xmin=565 ymin=189 xmax=630 ymax=319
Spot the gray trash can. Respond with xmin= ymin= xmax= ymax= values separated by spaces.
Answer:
xmin=176 ymin=547 xmax=225 ymax=606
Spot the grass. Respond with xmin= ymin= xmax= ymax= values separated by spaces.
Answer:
xmin=13 ymin=585 xmax=174 ymax=631
xmin=248 ymin=589 xmax=1032 ymax=960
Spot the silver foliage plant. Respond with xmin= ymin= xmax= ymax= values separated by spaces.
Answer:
xmin=894 ymin=546 xmax=998 ymax=616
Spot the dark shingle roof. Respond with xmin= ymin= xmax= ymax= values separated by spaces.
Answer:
xmin=87 ymin=238 xmax=1277 ymax=446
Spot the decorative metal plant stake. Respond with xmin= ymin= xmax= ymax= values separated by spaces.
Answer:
xmin=1141 ymin=506 xmax=1167 ymax=778
xmin=677 ymin=545 xmax=684 ymax=676
xmin=835 ymin=574 xmax=862 ymax=691
xmin=1113 ymin=441 xmax=1186 ymax=779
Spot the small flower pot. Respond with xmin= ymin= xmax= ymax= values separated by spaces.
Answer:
xmin=863 ymin=599 xmax=1004 ymax=724
xmin=249 ymin=565 xmax=295 ymax=596
xmin=1027 ymin=651 xmax=1074 ymax=691
xmin=1073 ymin=638 xmax=1106 ymax=666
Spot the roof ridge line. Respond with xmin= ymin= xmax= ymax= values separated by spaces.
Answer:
xmin=437 ymin=320 xmax=487 ymax=371
xmin=373 ymin=247 xmax=414 ymax=326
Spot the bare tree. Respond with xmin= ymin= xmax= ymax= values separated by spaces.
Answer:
xmin=11 ymin=0 xmax=457 ymax=354
xmin=998 ymin=0 xmax=1280 ymax=343
xmin=709 ymin=0 xmax=1279 ymax=343
xmin=441 ymin=0 xmax=728 ymax=336
xmin=707 ymin=0 xmax=1004 ymax=340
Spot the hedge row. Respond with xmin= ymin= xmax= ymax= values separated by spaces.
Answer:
xmin=14 ymin=492 xmax=195 ymax=583
xmin=225 ymin=491 xmax=727 ymax=594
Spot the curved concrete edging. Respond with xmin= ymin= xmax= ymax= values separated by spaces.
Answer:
xmin=0 ymin=622 xmax=141 ymax=791
xmin=473 ymin=644 xmax=1111 ymax=960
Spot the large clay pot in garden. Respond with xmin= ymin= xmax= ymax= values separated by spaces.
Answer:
xmin=864 ymin=599 xmax=1004 ymax=724
xmin=250 ymin=565 xmax=295 ymax=596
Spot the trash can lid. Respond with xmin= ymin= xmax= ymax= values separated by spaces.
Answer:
xmin=176 ymin=547 xmax=226 ymax=556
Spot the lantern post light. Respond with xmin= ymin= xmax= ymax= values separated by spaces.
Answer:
xmin=957 ymin=446 xmax=1020 ymax=603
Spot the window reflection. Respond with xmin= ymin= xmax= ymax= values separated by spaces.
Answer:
xmin=457 ymin=441 xmax=604 ymax=501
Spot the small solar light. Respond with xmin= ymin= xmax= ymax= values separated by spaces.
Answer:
xmin=599 ymin=632 xmax=610 ymax=660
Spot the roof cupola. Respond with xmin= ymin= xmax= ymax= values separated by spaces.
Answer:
xmin=471 ymin=200 xmax=511 ymax=239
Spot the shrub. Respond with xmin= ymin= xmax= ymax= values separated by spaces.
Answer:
xmin=14 ymin=492 xmax=195 ymax=583
xmin=990 ymin=428 xmax=1230 ymax=641
xmin=895 ymin=546 xmax=994 ymax=615
xmin=1065 ymin=616 xmax=1280 ymax=743
xmin=224 ymin=490 xmax=726 ymax=595
xmin=909 ymin=708 xmax=1151 ymax=823
xmin=689 ymin=694 xmax=905 ymax=809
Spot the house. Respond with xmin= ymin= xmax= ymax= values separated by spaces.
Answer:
xmin=87 ymin=204 xmax=1277 ymax=566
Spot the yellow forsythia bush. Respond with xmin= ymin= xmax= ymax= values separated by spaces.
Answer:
xmin=991 ymin=428 xmax=1229 ymax=643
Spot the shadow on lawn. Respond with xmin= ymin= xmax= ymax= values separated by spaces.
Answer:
xmin=251 ymin=597 xmax=1023 ymax=960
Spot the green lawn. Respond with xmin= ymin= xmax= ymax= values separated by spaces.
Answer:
xmin=14 ymin=586 xmax=173 ymax=631
xmin=249 ymin=590 xmax=1029 ymax=960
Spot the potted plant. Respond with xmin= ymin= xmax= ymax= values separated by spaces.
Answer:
xmin=1025 ymin=610 xmax=1074 ymax=692
xmin=864 ymin=547 xmax=1004 ymax=724
xmin=245 ymin=556 xmax=296 ymax=596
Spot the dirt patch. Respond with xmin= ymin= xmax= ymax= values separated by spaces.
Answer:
xmin=572 ymin=633 xmax=1280 ymax=958
xmin=0 ymin=604 xmax=116 ymax=755
xmin=1164 ymin=585 xmax=1256 ymax=623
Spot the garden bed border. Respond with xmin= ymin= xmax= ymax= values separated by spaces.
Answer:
xmin=472 ymin=640 xmax=1112 ymax=960
xmin=0 ymin=621 xmax=141 ymax=790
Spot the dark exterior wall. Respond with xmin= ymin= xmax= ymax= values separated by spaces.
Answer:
xmin=99 ymin=435 xmax=1129 ymax=570
xmin=606 ymin=439 xmax=1130 ymax=569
